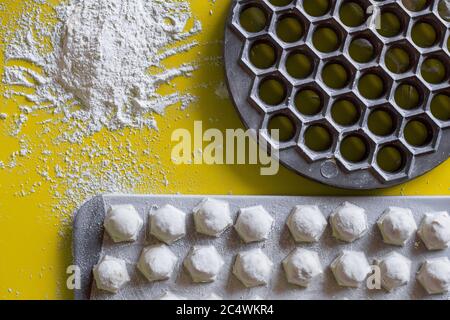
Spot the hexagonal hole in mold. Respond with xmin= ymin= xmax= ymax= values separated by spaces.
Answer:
xmin=247 ymin=38 xmax=280 ymax=70
xmin=401 ymin=0 xmax=432 ymax=13
xmin=367 ymin=105 xmax=399 ymax=137
xmin=393 ymin=78 xmax=428 ymax=112
xmin=345 ymin=30 xmax=383 ymax=67
xmin=238 ymin=2 xmax=271 ymax=34
xmin=375 ymin=142 xmax=410 ymax=174
xmin=257 ymin=75 xmax=289 ymax=106
xmin=357 ymin=68 xmax=393 ymax=101
xmin=302 ymin=0 xmax=333 ymax=18
xmin=311 ymin=20 xmax=346 ymax=55
xmin=266 ymin=112 xmax=298 ymax=142
xmin=374 ymin=4 xmax=409 ymax=40
xmin=275 ymin=12 xmax=307 ymax=44
xmin=435 ymin=0 xmax=450 ymax=22
xmin=293 ymin=84 xmax=328 ymax=118
xmin=339 ymin=133 xmax=372 ymax=164
xmin=268 ymin=0 xmax=295 ymax=8
xmin=382 ymin=41 xmax=419 ymax=76
xmin=330 ymin=94 xmax=363 ymax=127
xmin=320 ymin=57 xmax=356 ymax=91
xmin=410 ymin=14 xmax=445 ymax=49
xmin=402 ymin=116 xmax=435 ymax=149
xmin=283 ymin=47 xmax=319 ymax=81
xmin=429 ymin=90 xmax=450 ymax=123
xmin=337 ymin=0 xmax=370 ymax=28
xmin=419 ymin=52 xmax=450 ymax=86
xmin=303 ymin=123 xmax=334 ymax=154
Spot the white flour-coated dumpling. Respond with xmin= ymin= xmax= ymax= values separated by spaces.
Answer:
xmin=330 ymin=202 xmax=368 ymax=242
xmin=287 ymin=205 xmax=327 ymax=243
xmin=93 ymin=255 xmax=130 ymax=293
xmin=137 ymin=244 xmax=178 ymax=282
xmin=233 ymin=248 xmax=273 ymax=288
xmin=104 ymin=204 xmax=143 ymax=243
xmin=417 ymin=257 xmax=450 ymax=294
xmin=234 ymin=205 xmax=274 ymax=243
xmin=150 ymin=204 xmax=186 ymax=244
xmin=418 ymin=211 xmax=450 ymax=250
xmin=184 ymin=245 xmax=225 ymax=283
xmin=193 ymin=198 xmax=233 ymax=237
xmin=331 ymin=250 xmax=371 ymax=288
xmin=377 ymin=207 xmax=417 ymax=246
xmin=376 ymin=252 xmax=411 ymax=292
xmin=282 ymin=248 xmax=323 ymax=287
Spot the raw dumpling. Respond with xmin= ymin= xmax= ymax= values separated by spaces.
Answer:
xmin=377 ymin=207 xmax=417 ymax=246
xmin=234 ymin=205 xmax=273 ymax=243
xmin=137 ymin=244 xmax=178 ymax=282
xmin=93 ymin=255 xmax=130 ymax=293
xmin=193 ymin=198 xmax=233 ymax=236
xmin=282 ymin=248 xmax=323 ymax=287
xmin=376 ymin=252 xmax=411 ymax=292
xmin=233 ymin=248 xmax=273 ymax=287
xmin=418 ymin=211 xmax=450 ymax=250
xmin=104 ymin=204 xmax=143 ymax=243
xmin=150 ymin=204 xmax=186 ymax=244
xmin=287 ymin=205 xmax=327 ymax=242
xmin=417 ymin=257 xmax=450 ymax=294
xmin=330 ymin=202 xmax=368 ymax=242
xmin=331 ymin=250 xmax=371 ymax=288
xmin=184 ymin=245 xmax=224 ymax=283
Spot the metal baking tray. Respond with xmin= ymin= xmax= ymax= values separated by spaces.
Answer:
xmin=73 ymin=194 xmax=450 ymax=300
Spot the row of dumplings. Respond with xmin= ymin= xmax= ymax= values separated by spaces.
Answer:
xmin=93 ymin=246 xmax=450 ymax=296
xmin=93 ymin=199 xmax=450 ymax=297
xmin=103 ymin=199 xmax=450 ymax=250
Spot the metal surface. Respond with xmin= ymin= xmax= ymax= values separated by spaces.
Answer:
xmin=74 ymin=194 xmax=450 ymax=300
xmin=73 ymin=196 xmax=105 ymax=300
xmin=224 ymin=0 xmax=450 ymax=189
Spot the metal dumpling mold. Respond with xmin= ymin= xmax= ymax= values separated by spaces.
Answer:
xmin=224 ymin=0 xmax=450 ymax=189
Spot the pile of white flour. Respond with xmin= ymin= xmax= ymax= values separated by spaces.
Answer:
xmin=4 ymin=0 xmax=201 ymax=142
xmin=0 ymin=0 xmax=207 ymax=224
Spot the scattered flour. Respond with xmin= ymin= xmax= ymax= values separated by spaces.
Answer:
xmin=3 ymin=0 xmax=201 ymax=142
xmin=214 ymin=82 xmax=229 ymax=100
xmin=0 ymin=0 xmax=203 ymax=226
xmin=0 ymin=1 xmax=236 ymax=298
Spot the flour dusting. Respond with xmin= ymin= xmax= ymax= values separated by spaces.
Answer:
xmin=4 ymin=0 xmax=201 ymax=142
xmin=0 ymin=0 xmax=205 ymax=225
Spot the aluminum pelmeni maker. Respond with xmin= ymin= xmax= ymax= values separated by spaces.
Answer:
xmin=224 ymin=0 xmax=450 ymax=189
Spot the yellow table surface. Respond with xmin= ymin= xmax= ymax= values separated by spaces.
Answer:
xmin=0 ymin=0 xmax=449 ymax=300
